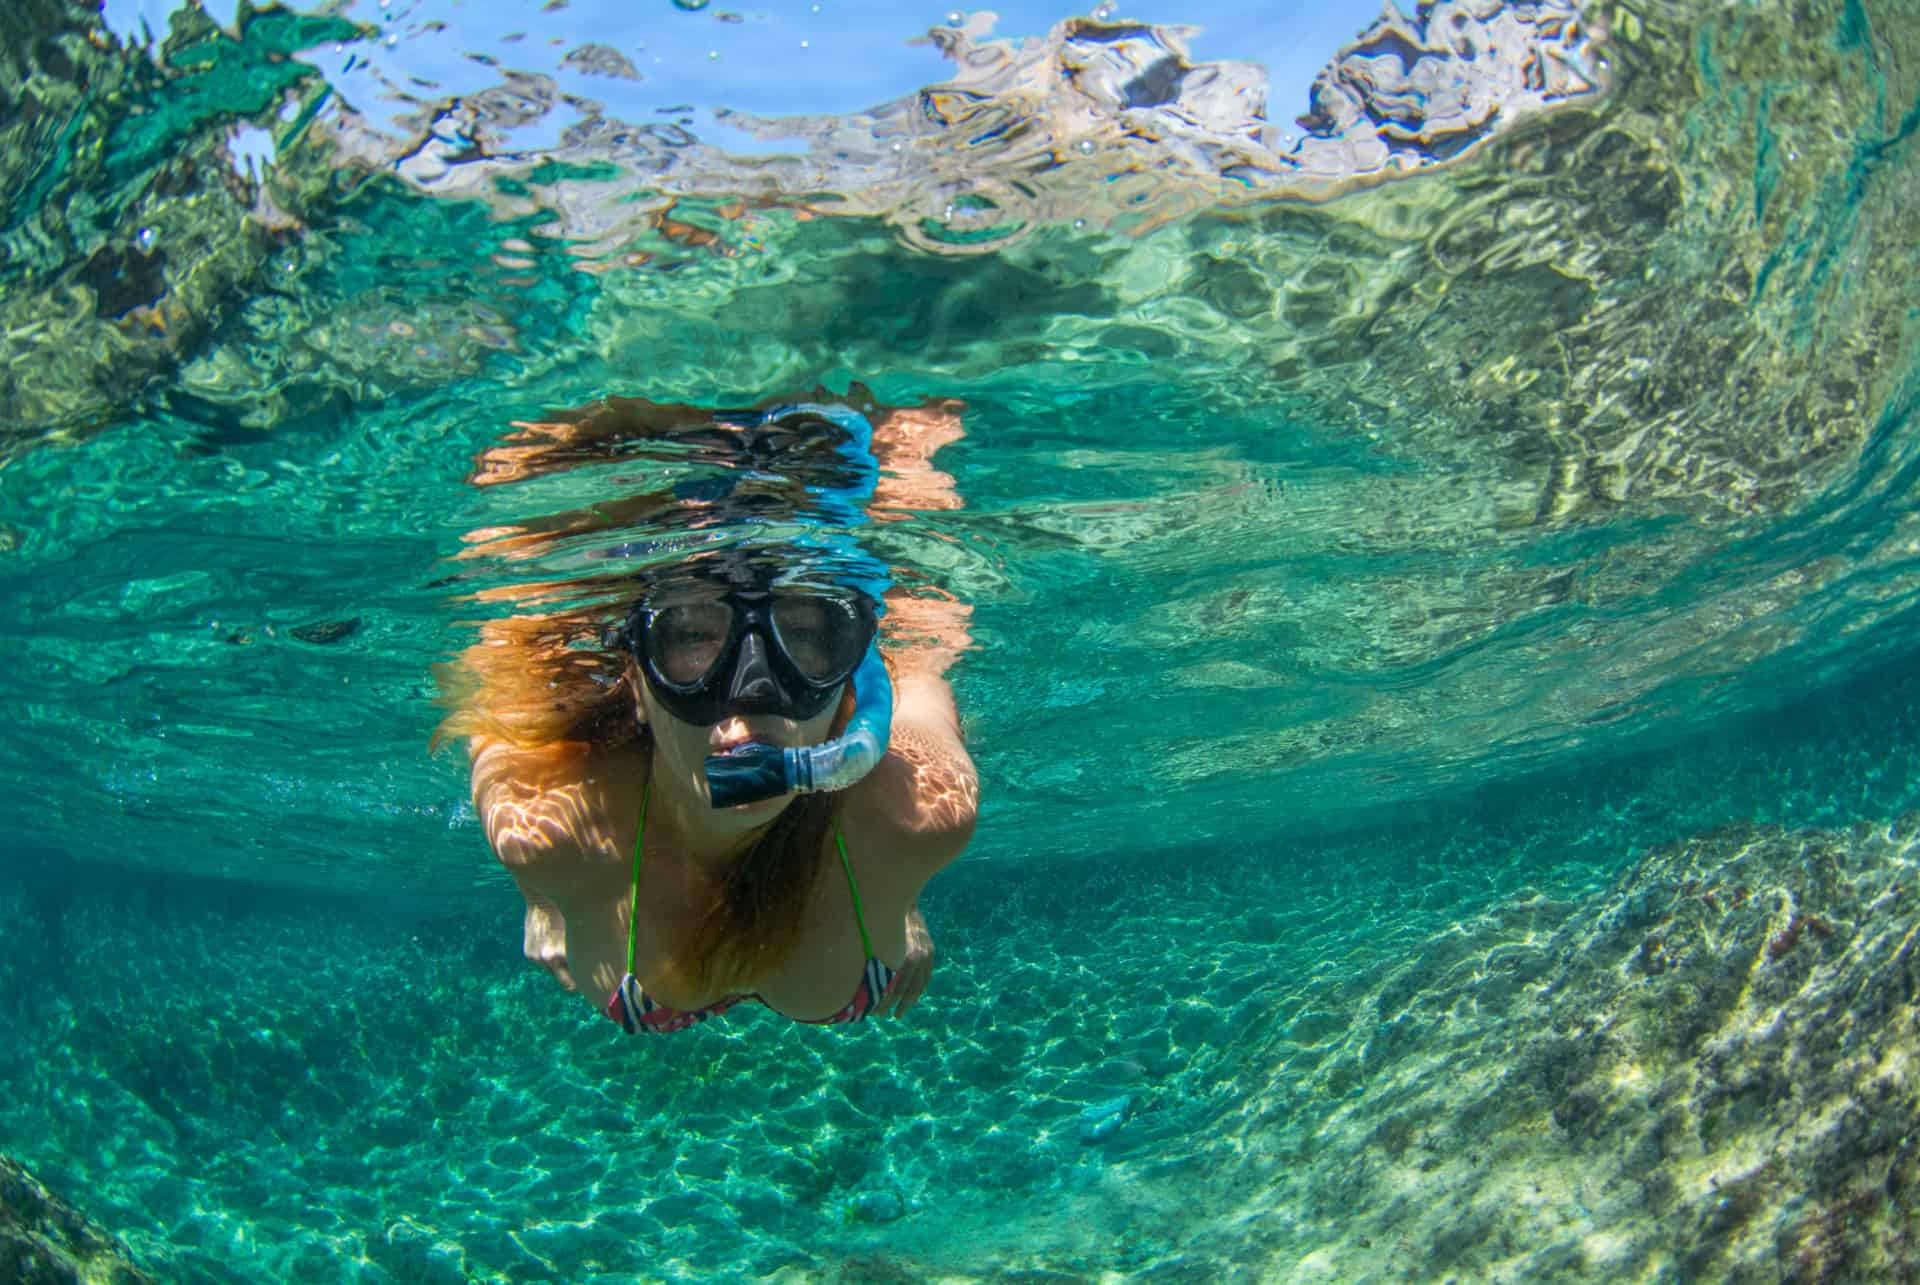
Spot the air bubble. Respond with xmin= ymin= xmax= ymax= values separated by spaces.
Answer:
xmin=1093 ymin=2 xmax=1114 ymax=18
xmin=800 ymin=38 xmax=809 ymax=47
xmin=1072 ymin=218 xmax=1086 ymax=229
xmin=708 ymin=48 xmax=719 ymax=59
xmin=384 ymin=32 xmax=398 ymax=46
xmin=672 ymin=0 xmax=711 ymax=9
xmin=1076 ymin=138 xmax=1096 ymax=155
xmin=135 ymin=227 xmax=156 ymax=250
xmin=947 ymin=10 xmax=963 ymax=23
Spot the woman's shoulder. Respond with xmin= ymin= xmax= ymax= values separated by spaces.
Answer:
xmin=470 ymin=735 xmax=644 ymax=872
xmin=470 ymin=733 xmax=587 ymax=786
xmin=470 ymin=734 xmax=643 ymax=786
xmin=841 ymin=677 xmax=978 ymax=877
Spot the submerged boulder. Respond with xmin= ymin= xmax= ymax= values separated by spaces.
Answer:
xmin=1201 ymin=812 xmax=1920 ymax=1280
xmin=0 ymin=1153 xmax=155 ymax=1285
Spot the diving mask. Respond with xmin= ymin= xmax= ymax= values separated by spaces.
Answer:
xmin=629 ymin=585 xmax=877 ymax=728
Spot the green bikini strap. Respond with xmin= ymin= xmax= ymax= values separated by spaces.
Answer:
xmin=624 ymin=780 xmax=650 ymax=977
xmin=834 ymin=823 xmax=876 ymax=961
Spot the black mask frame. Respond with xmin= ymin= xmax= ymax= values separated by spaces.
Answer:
xmin=627 ymin=586 xmax=876 ymax=726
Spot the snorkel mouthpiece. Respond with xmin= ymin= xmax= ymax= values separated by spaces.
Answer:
xmin=704 ymin=741 xmax=792 ymax=810
xmin=703 ymin=645 xmax=893 ymax=808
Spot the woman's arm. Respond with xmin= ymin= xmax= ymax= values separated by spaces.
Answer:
xmin=848 ymin=669 xmax=978 ymax=882
xmin=870 ymin=902 xmax=935 ymax=1017
xmin=864 ymin=401 xmax=975 ymax=1016
xmin=469 ymin=737 xmax=595 ymax=891
xmin=892 ymin=673 xmax=977 ymax=848
xmin=469 ymin=736 xmax=615 ymax=989
xmin=521 ymin=892 xmax=575 ymax=991
xmin=852 ymin=673 xmax=974 ymax=1017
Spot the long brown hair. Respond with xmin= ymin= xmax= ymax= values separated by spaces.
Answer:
xmin=430 ymin=607 xmax=636 ymax=751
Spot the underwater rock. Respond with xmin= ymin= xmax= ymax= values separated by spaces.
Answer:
xmin=1196 ymin=812 xmax=1920 ymax=1280
xmin=0 ymin=1153 xmax=155 ymax=1284
xmin=1256 ymin=0 xmax=1919 ymax=530
xmin=290 ymin=617 xmax=363 ymax=645
xmin=847 ymin=1183 xmax=907 ymax=1224
xmin=560 ymin=42 xmax=641 ymax=81
xmin=1077 ymin=1095 xmax=1132 ymax=1145
xmin=0 ymin=1 xmax=360 ymax=455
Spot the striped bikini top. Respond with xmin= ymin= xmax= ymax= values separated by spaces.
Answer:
xmin=602 ymin=783 xmax=897 ymax=1035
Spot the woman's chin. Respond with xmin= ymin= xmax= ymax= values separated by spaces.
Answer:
xmin=709 ymin=789 xmax=793 ymax=819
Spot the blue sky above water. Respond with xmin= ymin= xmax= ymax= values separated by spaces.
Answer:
xmin=101 ymin=0 xmax=1386 ymax=152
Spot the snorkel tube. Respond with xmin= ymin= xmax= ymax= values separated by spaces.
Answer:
xmin=704 ymin=644 xmax=893 ymax=808
xmin=699 ymin=402 xmax=895 ymax=809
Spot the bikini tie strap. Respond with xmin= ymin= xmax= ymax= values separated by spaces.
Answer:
xmin=624 ymin=780 xmax=651 ymax=979
xmin=833 ymin=823 xmax=876 ymax=961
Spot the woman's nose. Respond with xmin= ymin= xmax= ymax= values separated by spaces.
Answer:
xmin=725 ymin=632 xmax=785 ymax=708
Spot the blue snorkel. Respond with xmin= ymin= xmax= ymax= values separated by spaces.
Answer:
xmin=696 ymin=403 xmax=895 ymax=809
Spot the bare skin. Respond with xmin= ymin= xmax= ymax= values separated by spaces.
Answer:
xmin=471 ymin=663 xmax=976 ymax=1022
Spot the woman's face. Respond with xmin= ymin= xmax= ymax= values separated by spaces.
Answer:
xmin=630 ymin=659 xmax=843 ymax=820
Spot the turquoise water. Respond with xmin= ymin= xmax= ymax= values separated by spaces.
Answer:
xmin=3 ymin=0 xmax=1920 ymax=1279
xmin=5 ymin=655 xmax=1920 ymax=1281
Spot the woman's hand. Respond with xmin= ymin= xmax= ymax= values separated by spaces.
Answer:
xmin=874 ymin=905 xmax=934 ymax=1018
xmin=523 ymin=894 xmax=576 ymax=992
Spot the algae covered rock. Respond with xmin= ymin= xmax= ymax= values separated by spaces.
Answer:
xmin=1204 ymin=812 xmax=1920 ymax=1280
xmin=0 ymin=0 xmax=357 ymax=457
xmin=0 ymin=1153 xmax=154 ymax=1285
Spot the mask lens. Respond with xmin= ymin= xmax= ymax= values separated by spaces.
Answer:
xmin=647 ymin=600 xmax=734 ymax=687
xmin=771 ymin=594 xmax=868 ymax=685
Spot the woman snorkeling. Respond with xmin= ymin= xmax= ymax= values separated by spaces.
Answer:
xmin=435 ymin=395 xmax=977 ymax=1030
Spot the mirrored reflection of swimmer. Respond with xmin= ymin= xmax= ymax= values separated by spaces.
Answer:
xmin=434 ymin=396 xmax=977 ymax=1030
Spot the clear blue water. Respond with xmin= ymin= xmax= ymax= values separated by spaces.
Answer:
xmin=2 ymin=0 xmax=1918 ymax=1279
